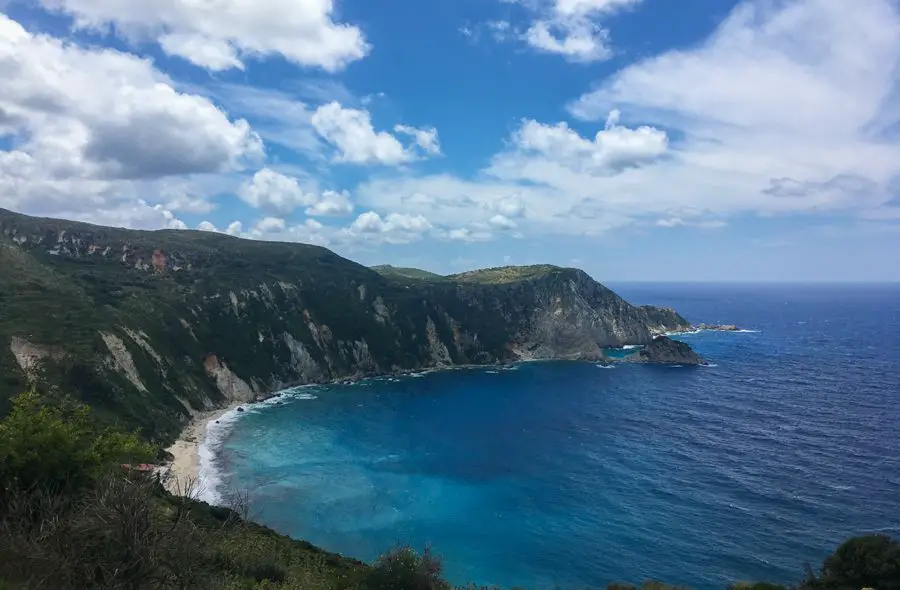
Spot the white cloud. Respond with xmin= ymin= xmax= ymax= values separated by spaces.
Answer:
xmin=524 ymin=18 xmax=611 ymax=62
xmin=197 ymin=220 xmax=217 ymax=231
xmin=306 ymin=190 xmax=353 ymax=216
xmin=0 ymin=13 xmax=262 ymax=180
xmin=655 ymin=217 xmax=684 ymax=228
xmin=394 ymin=124 xmax=442 ymax=156
xmin=311 ymin=102 xmax=439 ymax=166
xmin=37 ymin=0 xmax=369 ymax=72
xmin=554 ymin=0 xmax=641 ymax=16
xmin=238 ymin=168 xmax=353 ymax=216
xmin=442 ymin=226 xmax=494 ymax=242
xmin=344 ymin=211 xmax=432 ymax=244
xmin=493 ymin=0 xmax=641 ymax=61
xmin=238 ymin=168 xmax=317 ymax=214
xmin=236 ymin=217 xmax=331 ymax=245
xmin=488 ymin=214 xmax=518 ymax=230
xmin=225 ymin=221 xmax=243 ymax=236
xmin=510 ymin=110 xmax=667 ymax=171
xmin=357 ymin=0 xmax=900 ymax=237
xmin=158 ymin=183 xmax=217 ymax=214
xmin=0 ymin=14 xmax=262 ymax=229
xmin=253 ymin=216 xmax=287 ymax=233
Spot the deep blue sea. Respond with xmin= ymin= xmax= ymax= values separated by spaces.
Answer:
xmin=202 ymin=283 xmax=900 ymax=589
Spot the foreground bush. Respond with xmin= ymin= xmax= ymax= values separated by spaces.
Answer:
xmin=365 ymin=546 xmax=450 ymax=590
xmin=0 ymin=389 xmax=155 ymax=496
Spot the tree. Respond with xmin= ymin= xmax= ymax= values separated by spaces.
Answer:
xmin=807 ymin=535 xmax=900 ymax=590
xmin=0 ymin=389 xmax=155 ymax=497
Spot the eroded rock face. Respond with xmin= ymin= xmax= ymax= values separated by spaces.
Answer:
xmin=637 ymin=336 xmax=704 ymax=365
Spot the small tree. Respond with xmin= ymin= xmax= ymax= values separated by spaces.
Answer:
xmin=365 ymin=546 xmax=450 ymax=590
xmin=0 ymin=389 xmax=155 ymax=497
xmin=811 ymin=535 xmax=900 ymax=590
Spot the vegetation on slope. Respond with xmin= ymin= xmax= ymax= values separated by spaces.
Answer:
xmin=371 ymin=265 xmax=446 ymax=281
xmin=2 ymin=389 xmax=899 ymax=590
xmin=447 ymin=265 xmax=565 ymax=284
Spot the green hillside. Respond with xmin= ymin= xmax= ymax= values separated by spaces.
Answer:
xmin=371 ymin=264 xmax=446 ymax=281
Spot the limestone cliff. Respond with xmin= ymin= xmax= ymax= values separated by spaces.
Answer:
xmin=0 ymin=208 xmax=693 ymax=440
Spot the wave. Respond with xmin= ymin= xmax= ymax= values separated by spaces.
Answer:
xmin=701 ymin=363 xmax=719 ymax=368
xmin=196 ymin=389 xmax=319 ymax=505
xmin=737 ymin=329 xmax=761 ymax=333
xmin=595 ymin=364 xmax=616 ymax=370
xmin=196 ymin=408 xmax=243 ymax=505
xmin=622 ymin=345 xmax=640 ymax=350
xmin=665 ymin=329 xmax=702 ymax=336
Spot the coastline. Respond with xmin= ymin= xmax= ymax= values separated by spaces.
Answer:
xmin=162 ymin=402 xmax=243 ymax=496
xmin=159 ymin=333 xmax=717 ymax=500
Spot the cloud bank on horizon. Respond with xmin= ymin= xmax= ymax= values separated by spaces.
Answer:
xmin=1 ymin=0 xmax=899 ymax=281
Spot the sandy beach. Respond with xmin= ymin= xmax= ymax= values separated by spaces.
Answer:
xmin=162 ymin=403 xmax=240 ymax=496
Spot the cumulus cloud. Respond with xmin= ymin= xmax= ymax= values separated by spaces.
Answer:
xmin=238 ymin=169 xmax=353 ymax=216
xmin=357 ymin=0 xmax=900 ymax=236
xmin=36 ymin=0 xmax=369 ymax=72
xmin=0 ymin=15 xmax=262 ymax=180
xmin=344 ymin=211 xmax=432 ymax=244
xmin=305 ymin=190 xmax=353 ymax=216
xmin=311 ymin=102 xmax=440 ymax=165
xmin=488 ymin=214 xmax=518 ymax=230
xmin=238 ymin=168 xmax=317 ymax=214
xmin=441 ymin=226 xmax=494 ymax=242
xmin=491 ymin=0 xmax=642 ymax=61
xmin=510 ymin=110 xmax=667 ymax=171
xmin=0 ymin=14 xmax=262 ymax=228
xmin=394 ymin=124 xmax=442 ymax=156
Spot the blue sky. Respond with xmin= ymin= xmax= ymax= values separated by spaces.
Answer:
xmin=1 ymin=0 xmax=899 ymax=281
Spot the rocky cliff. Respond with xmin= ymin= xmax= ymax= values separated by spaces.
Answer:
xmin=0 ymin=208 xmax=694 ymax=441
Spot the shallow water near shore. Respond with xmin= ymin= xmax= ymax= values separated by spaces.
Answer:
xmin=206 ymin=283 xmax=900 ymax=589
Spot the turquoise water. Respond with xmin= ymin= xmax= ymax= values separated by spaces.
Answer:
xmin=204 ymin=284 xmax=900 ymax=589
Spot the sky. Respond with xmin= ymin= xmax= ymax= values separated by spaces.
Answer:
xmin=1 ymin=0 xmax=900 ymax=281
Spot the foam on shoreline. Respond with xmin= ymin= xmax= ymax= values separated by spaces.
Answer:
xmin=167 ymin=385 xmax=321 ymax=504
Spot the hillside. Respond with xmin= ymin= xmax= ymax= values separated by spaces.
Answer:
xmin=0 ymin=208 xmax=693 ymax=442
xmin=448 ymin=264 xmax=563 ymax=284
xmin=370 ymin=264 xmax=446 ymax=281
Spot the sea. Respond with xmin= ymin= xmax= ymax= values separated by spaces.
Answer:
xmin=199 ymin=283 xmax=900 ymax=590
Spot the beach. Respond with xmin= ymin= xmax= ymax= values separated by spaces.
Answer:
xmin=162 ymin=403 xmax=240 ymax=496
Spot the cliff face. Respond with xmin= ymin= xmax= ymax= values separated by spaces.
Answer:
xmin=0 ymin=208 xmax=693 ymax=440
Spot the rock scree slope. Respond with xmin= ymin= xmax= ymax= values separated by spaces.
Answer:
xmin=0 ymin=208 xmax=695 ymax=441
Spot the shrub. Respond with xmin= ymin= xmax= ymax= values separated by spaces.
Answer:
xmin=804 ymin=534 xmax=900 ymax=590
xmin=364 ymin=546 xmax=450 ymax=590
xmin=0 ymin=389 xmax=156 ymax=497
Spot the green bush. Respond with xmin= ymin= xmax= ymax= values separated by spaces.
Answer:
xmin=803 ymin=534 xmax=900 ymax=590
xmin=0 ymin=389 xmax=155 ymax=496
xmin=364 ymin=546 xmax=450 ymax=590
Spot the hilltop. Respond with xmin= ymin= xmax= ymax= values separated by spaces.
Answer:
xmin=370 ymin=264 xmax=446 ymax=281
xmin=448 ymin=264 xmax=565 ymax=284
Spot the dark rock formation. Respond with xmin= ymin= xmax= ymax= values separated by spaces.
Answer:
xmin=637 ymin=336 xmax=704 ymax=365
xmin=698 ymin=323 xmax=740 ymax=331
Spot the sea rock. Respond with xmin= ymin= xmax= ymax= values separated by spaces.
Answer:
xmin=638 ymin=336 xmax=704 ymax=365
xmin=698 ymin=323 xmax=740 ymax=331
